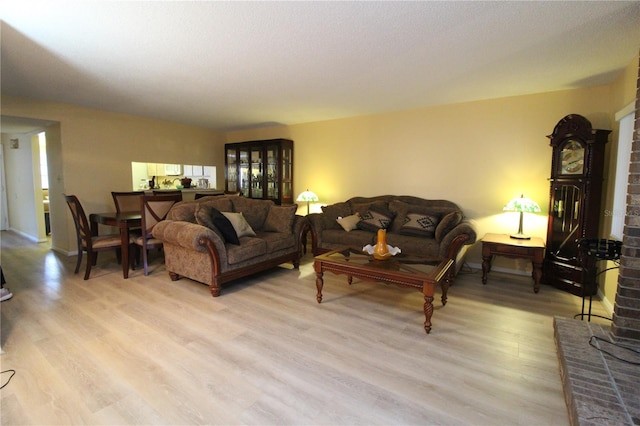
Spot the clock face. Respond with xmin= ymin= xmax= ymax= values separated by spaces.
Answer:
xmin=560 ymin=139 xmax=585 ymax=175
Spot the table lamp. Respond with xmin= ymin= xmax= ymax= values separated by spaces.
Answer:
xmin=296 ymin=189 xmax=319 ymax=215
xmin=503 ymin=194 xmax=541 ymax=239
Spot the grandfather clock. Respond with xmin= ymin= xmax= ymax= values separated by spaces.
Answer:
xmin=542 ymin=114 xmax=610 ymax=296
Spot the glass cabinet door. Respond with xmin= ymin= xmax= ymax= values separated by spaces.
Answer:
xmin=281 ymin=143 xmax=293 ymax=204
xmin=265 ymin=143 xmax=279 ymax=201
xmin=239 ymin=146 xmax=250 ymax=196
xmin=225 ymin=146 xmax=238 ymax=192
xmin=224 ymin=139 xmax=293 ymax=204
xmin=549 ymin=183 xmax=582 ymax=261
xmin=249 ymin=145 xmax=263 ymax=199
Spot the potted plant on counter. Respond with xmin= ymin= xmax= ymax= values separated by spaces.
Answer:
xmin=180 ymin=177 xmax=192 ymax=188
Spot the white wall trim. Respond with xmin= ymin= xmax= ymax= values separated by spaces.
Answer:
xmin=615 ymin=101 xmax=636 ymax=121
xmin=9 ymin=226 xmax=43 ymax=243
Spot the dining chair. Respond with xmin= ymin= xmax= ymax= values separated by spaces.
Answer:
xmin=134 ymin=194 xmax=182 ymax=275
xmin=111 ymin=191 xmax=145 ymax=213
xmin=64 ymin=194 xmax=129 ymax=280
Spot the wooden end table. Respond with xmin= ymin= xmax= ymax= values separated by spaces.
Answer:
xmin=313 ymin=249 xmax=454 ymax=334
xmin=481 ymin=233 xmax=545 ymax=293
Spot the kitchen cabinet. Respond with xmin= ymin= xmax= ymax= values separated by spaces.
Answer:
xmin=225 ymin=138 xmax=293 ymax=205
xmin=164 ymin=164 xmax=181 ymax=175
xmin=147 ymin=163 xmax=163 ymax=176
xmin=146 ymin=163 xmax=181 ymax=176
xmin=203 ymin=166 xmax=215 ymax=177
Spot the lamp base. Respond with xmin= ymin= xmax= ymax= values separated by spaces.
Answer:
xmin=510 ymin=233 xmax=531 ymax=240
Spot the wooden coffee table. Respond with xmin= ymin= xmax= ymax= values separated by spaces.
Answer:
xmin=313 ymin=249 xmax=454 ymax=334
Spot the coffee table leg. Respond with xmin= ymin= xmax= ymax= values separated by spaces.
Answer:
xmin=315 ymin=270 xmax=324 ymax=303
xmin=423 ymin=294 xmax=434 ymax=334
xmin=440 ymin=269 xmax=453 ymax=306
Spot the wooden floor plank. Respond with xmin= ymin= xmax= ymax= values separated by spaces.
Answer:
xmin=0 ymin=230 xmax=612 ymax=425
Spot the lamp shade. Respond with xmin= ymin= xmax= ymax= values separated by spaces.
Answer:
xmin=296 ymin=189 xmax=319 ymax=215
xmin=296 ymin=190 xmax=319 ymax=203
xmin=503 ymin=194 xmax=541 ymax=239
xmin=503 ymin=195 xmax=541 ymax=213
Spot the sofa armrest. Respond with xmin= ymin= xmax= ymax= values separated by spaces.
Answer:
xmin=291 ymin=215 xmax=308 ymax=251
xmin=438 ymin=221 xmax=477 ymax=259
xmin=307 ymin=213 xmax=325 ymax=251
xmin=153 ymin=220 xmax=225 ymax=253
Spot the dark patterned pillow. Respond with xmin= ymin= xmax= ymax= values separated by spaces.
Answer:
xmin=435 ymin=211 xmax=463 ymax=242
xmin=263 ymin=205 xmax=297 ymax=233
xmin=195 ymin=204 xmax=240 ymax=244
xmin=398 ymin=212 xmax=440 ymax=237
xmin=357 ymin=205 xmax=395 ymax=232
xmin=230 ymin=197 xmax=273 ymax=230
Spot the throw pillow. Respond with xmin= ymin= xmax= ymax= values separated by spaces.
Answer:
xmin=222 ymin=212 xmax=257 ymax=238
xmin=336 ymin=213 xmax=361 ymax=232
xmin=357 ymin=205 xmax=395 ymax=232
xmin=263 ymin=205 xmax=297 ymax=233
xmin=398 ymin=212 xmax=440 ymax=237
xmin=167 ymin=201 xmax=198 ymax=223
xmin=195 ymin=204 xmax=240 ymax=244
xmin=230 ymin=197 xmax=274 ymax=230
xmin=351 ymin=201 xmax=388 ymax=217
xmin=435 ymin=210 xmax=463 ymax=242
xmin=198 ymin=197 xmax=233 ymax=213
xmin=321 ymin=202 xmax=352 ymax=230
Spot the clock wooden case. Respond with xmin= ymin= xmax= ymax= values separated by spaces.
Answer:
xmin=542 ymin=114 xmax=610 ymax=296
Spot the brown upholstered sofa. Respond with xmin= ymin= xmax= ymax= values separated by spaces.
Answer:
xmin=153 ymin=195 xmax=307 ymax=297
xmin=308 ymin=195 xmax=476 ymax=267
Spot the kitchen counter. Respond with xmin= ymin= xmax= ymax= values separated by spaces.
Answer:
xmin=142 ymin=188 xmax=224 ymax=201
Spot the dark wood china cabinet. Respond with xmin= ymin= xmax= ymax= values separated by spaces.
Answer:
xmin=225 ymin=139 xmax=293 ymax=205
xmin=542 ymin=114 xmax=610 ymax=296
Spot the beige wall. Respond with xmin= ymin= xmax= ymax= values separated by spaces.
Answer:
xmin=228 ymin=85 xmax=615 ymax=271
xmin=601 ymin=56 xmax=639 ymax=306
xmin=1 ymin=96 xmax=225 ymax=253
xmin=2 ymin=55 xmax=637 ymax=305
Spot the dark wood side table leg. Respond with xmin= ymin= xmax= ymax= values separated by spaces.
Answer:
xmin=532 ymin=260 xmax=542 ymax=293
xmin=481 ymin=254 xmax=492 ymax=284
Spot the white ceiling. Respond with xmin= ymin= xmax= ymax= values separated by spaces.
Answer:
xmin=1 ymin=1 xmax=640 ymax=133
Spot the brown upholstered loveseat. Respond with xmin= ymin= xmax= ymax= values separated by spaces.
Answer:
xmin=308 ymin=195 xmax=476 ymax=267
xmin=153 ymin=195 xmax=307 ymax=297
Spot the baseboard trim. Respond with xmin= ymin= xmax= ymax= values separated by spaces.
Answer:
xmin=465 ymin=262 xmax=532 ymax=277
xmin=467 ymin=262 xmax=614 ymax=317
xmin=8 ymin=227 xmax=42 ymax=243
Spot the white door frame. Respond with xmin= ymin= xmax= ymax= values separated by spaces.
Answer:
xmin=0 ymin=143 xmax=9 ymax=231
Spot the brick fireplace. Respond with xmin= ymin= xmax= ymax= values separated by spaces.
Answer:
xmin=613 ymin=52 xmax=640 ymax=342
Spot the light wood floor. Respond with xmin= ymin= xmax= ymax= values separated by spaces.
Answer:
xmin=0 ymin=230 xmax=612 ymax=425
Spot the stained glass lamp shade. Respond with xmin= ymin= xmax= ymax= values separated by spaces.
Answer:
xmin=296 ymin=189 xmax=319 ymax=215
xmin=503 ymin=194 xmax=541 ymax=239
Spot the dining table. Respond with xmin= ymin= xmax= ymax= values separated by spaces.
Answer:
xmin=90 ymin=211 xmax=142 ymax=279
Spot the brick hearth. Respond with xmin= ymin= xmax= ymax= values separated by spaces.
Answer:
xmin=554 ymin=317 xmax=640 ymax=425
